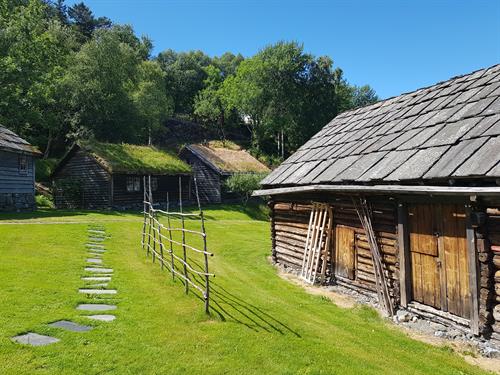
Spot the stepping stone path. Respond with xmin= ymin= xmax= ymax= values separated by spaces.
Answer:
xmin=12 ymin=333 xmax=60 ymax=346
xmin=11 ymin=224 xmax=117 ymax=347
xmin=49 ymin=320 xmax=92 ymax=332
xmin=86 ymin=315 xmax=116 ymax=322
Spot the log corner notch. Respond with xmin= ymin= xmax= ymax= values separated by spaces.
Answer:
xmin=352 ymin=196 xmax=394 ymax=317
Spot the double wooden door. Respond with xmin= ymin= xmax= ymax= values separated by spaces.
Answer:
xmin=408 ymin=204 xmax=470 ymax=319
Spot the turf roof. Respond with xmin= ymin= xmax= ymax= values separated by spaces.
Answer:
xmin=186 ymin=141 xmax=270 ymax=174
xmin=81 ymin=142 xmax=191 ymax=175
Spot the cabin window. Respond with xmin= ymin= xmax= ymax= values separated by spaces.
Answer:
xmin=151 ymin=177 xmax=158 ymax=192
xmin=126 ymin=176 xmax=141 ymax=192
xmin=18 ymin=154 xmax=28 ymax=175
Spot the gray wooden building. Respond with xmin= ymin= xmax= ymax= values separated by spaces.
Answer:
xmin=180 ymin=142 xmax=269 ymax=203
xmin=255 ymin=64 xmax=500 ymax=342
xmin=52 ymin=142 xmax=192 ymax=209
xmin=0 ymin=125 xmax=41 ymax=211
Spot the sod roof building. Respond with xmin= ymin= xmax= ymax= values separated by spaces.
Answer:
xmin=52 ymin=142 xmax=191 ymax=209
xmin=255 ymin=64 xmax=500 ymax=342
xmin=180 ymin=142 xmax=269 ymax=203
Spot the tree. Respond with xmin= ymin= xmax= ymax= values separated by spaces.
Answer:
xmin=132 ymin=60 xmax=173 ymax=144
xmin=67 ymin=2 xmax=111 ymax=41
xmin=63 ymin=26 xmax=146 ymax=142
xmin=0 ymin=0 xmax=76 ymax=157
xmin=351 ymin=84 xmax=379 ymax=108
xmin=156 ymin=49 xmax=212 ymax=116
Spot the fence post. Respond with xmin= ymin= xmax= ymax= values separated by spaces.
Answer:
xmin=194 ymin=176 xmax=210 ymax=314
xmin=166 ymin=192 xmax=175 ymax=280
xmin=149 ymin=175 xmax=157 ymax=263
xmin=179 ymin=177 xmax=188 ymax=295
xmin=142 ymin=176 xmax=147 ymax=250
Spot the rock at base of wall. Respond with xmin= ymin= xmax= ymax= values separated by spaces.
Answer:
xmin=0 ymin=193 xmax=35 ymax=212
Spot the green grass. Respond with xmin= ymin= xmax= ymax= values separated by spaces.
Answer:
xmin=83 ymin=141 xmax=191 ymax=174
xmin=0 ymin=206 xmax=488 ymax=374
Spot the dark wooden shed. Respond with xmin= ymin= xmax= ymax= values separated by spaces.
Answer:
xmin=180 ymin=142 xmax=269 ymax=203
xmin=254 ymin=64 xmax=500 ymax=342
xmin=0 ymin=125 xmax=41 ymax=211
xmin=52 ymin=142 xmax=192 ymax=209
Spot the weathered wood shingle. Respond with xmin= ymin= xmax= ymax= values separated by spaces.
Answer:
xmin=262 ymin=64 xmax=500 ymax=187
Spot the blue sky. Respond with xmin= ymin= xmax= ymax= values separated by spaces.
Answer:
xmin=66 ymin=0 xmax=500 ymax=99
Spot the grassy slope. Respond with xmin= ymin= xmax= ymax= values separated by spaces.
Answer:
xmin=0 ymin=207 xmax=488 ymax=375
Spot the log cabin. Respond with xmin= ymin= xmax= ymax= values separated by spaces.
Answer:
xmin=180 ymin=141 xmax=269 ymax=203
xmin=0 ymin=125 xmax=41 ymax=211
xmin=254 ymin=64 xmax=500 ymax=342
xmin=52 ymin=142 xmax=192 ymax=209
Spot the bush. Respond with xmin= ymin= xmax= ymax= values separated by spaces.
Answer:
xmin=35 ymin=194 xmax=54 ymax=208
xmin=224 ymin=173 xmax=268 ymax=203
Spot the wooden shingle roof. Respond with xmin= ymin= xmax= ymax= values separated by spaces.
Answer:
xmin=0 ymin=125 xmax=41 ymax=155
xmin=262 ymin=64 xmax=500 ymax=188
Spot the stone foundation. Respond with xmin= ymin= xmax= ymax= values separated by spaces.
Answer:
xmin=0 ymin=192 xmax=35 ymax=212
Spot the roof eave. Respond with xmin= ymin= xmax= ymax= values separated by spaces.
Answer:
xmin=253 ymin=184 xmax=500 ymax=197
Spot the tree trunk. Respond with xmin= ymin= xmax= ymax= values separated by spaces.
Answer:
xmin=43 ymin=131 xmax=53 ymax=159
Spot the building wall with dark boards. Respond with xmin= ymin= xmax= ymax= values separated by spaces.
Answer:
xmin=0 ymin=150 xmax=35 ymax=211
xmin=53 ymin=148 xmax=111 ymax=209
xmin=112 ymin=174 xmax=191 ymax=210
xmin=180 ymin=150 xmax=221 ymax=204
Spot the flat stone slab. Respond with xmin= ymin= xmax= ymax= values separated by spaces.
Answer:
xmin=87 ymin=253 xmax=103 ymax=257
xmin=86 ymin=243 xmax=104 ymax=248
xmin=85 ymin=267 xmax=113 ymax=273
xmin=86 ymin=283 xmax=108 ymax=288
xmin=88 ymin=229 xmax=105 ymax=234
xmin=79 ymin=289 xmax=117 ymax=295
xmin=86 ymin=274 xmax=113 ymax=278
xmin=88 ymin=237 xmax=104 ymax=242
xmin=85 ymin=314 xmax=116 ymax=322
xmin=48 ymin=320 xmax=92 ymax=332
xmin=76 ymin=304 xmax=117 ymax=311
xmin=82 ymin=276 xmax=111 ymax=281
xmin=12 ymin=333 xmax=60 ymax=346
xmin=88 ymin=250 xmax=106 ymax=254
xmin=86 ymin=258 xmax=103 ymax=264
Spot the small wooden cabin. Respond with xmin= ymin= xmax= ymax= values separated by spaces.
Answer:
xmin=0 ymin=125 xmax=41 ymax=211
xmin=52 ymin=142 xmax=192 ymax=209
xmin=255 ymin=64 xmax=500 ymax=342
xmin=180 ymin=142 xmax=269 ymax=203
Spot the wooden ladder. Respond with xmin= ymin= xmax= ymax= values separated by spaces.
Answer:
xmin=300 ymin=203 xmax=333 ymax=284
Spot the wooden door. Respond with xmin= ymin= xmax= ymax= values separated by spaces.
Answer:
xmin=335 ymin=226 xmax=355 ymax=279
xmin=408 ymin=204 xmax=470 ymax=318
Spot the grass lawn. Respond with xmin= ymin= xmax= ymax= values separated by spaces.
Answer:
xmin=0 ymin=205 xmax=489 ymax=374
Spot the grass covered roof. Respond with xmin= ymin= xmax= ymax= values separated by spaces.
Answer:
xmin=81 ymin=142 xmax=191 ymax=175
xmin=186 ymin=141 xmax=270 ymax=174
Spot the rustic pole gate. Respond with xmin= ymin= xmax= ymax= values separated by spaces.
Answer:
xmin=141 ymin=176 xmax=214 ymax=314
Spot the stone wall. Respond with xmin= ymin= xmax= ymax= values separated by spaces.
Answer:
xmin=0 ymin=192 xmax=35 ymax=212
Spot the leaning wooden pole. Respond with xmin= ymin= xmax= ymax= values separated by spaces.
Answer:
xmin=194 ymin=176 xmax=210 ymax=314
xmin=166 ymin=192 xmax=175 ymax=280
xmin=141 ymin=176 xmax=147 ymax=250
xmin=179 ymin=177 xmax=188 ymax=294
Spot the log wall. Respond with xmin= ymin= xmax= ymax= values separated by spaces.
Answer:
xmin=270 ymin=196 xmax=399 ymax=304
xmin=486 ymin=206 xmax=500 ymax=344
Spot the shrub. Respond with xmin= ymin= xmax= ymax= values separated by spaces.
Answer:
xmin=35 ymin=194 xmax=54 ymax=208
xmin=35 ymin=158 xmax=58 ymax=182
xmin=224 ymin=173 xmax=268 ymax=203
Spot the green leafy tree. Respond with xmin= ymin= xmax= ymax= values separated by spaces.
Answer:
xmin=132 ymin=60 xmax=174 ymax=144
xmin=63 ymin=26 xmax=145 ymax=142
xmin=0 ymin=0 xmax=76 ymax=157
xmin=351 ymin=84 xmax=379 ymax=108
xmin=156 ymin=49 xmax=212 ymax=116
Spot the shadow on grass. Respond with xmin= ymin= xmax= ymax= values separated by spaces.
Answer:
xmin=147 ymin=251 xmax=299 ymax=337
